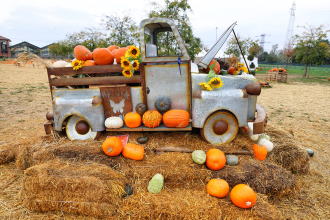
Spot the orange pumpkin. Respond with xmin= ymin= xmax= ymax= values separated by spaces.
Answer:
xmin=209 ymin=59 xmax=221 ymax=74
xmin=122 ymin=143 xmax=144 ymax=160
xmin=74 ymin=45 xmax=92 ymax=61
xmin=107 ymin=45 xmax=119 ymax=52
xmin=83 ymin=60 xmax=95 ymax=66
xmin=206 ymin=148 xmax=226 ymax=170
xmin=206 ymin=179 xmax=229 ymax=198
xmin=253 ymin=144 xmax=267 ymax=160
xmin=230 ymin=184 xmax=257 ymax=208
xmin=93 ymin=48 xmax=114 ymax=65
xmin=142 ymin=110 xmax=162 ymax=128
xmin=124 ymin=112 xmax=142 ymax=128
xmin=163 ymin=109 xmax=190 ymax=128
xmin=227 ymin=66 xmax=236 ymax=75
xmin=113 ymin=47 xmax=128 ymax=64
xmin=102 ymin=136 xmax=123 ymax=156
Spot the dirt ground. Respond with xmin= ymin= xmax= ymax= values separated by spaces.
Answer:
xmin=0 ymin=64 xmax=330 ymax=219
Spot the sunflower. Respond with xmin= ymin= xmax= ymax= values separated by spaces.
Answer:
xmin=121 ymin=57 xmax=131 ymax=69
xmin=122 ymin=68 xmax=133 ymax=78
xmin=132 ymin=60 xmax=140 ymax=71
xmin=199 ymin=82 xmax=213 ymax=91
xmin=125 ymin=45 xmax=140 ymax=59
xmin=71 ymin=59 xmax=84 ymax=71
xmin=208 ymin=77 xmax=223 ymax=89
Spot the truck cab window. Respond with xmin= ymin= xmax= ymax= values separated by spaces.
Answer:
xmin=155 ymin=31 xmax=182 ymax=57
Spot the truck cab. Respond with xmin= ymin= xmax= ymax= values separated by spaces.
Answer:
xmin=45 ymin=18 xmax=266 ymax=145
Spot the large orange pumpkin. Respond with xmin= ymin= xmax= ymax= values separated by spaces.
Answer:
xmin=206 ymin=179 xmax=229 ymax=198
xmin=107 ymin=45 xmax=119 ymax=52
xmin=113 ymin=47 xmax=128 ymax=64
xmin=102 ymin=136 xmax=123 ymax=156
xmin=230 ymin=184 xmax=257 ymax=208
xmin=83 ymin=60 xmax=95 ymax=66
xmin=142 ymin=110 xmax=162 ymax=128
xmin=209 ymin=59 xmax=221 ymax=74
xmin=206 ymin=148 xmax=226 ymax=170
xmin=93 ymin=48 xmax=114 ymax=65
xmin=124 ymin=112 xmax=142 ymax=128
xmin=253 ymin=144 xmax=267 ymax=160
xmin=122 ymin=143 xmax=144 ymax=160
xmin=163 ymin=109 xmax=190 ymax=128
xmin=74 ymin=45 xmax=92 ymax=61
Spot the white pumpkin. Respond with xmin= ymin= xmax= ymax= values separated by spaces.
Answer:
xmin=104 ymin=117 xmax=123 ymax=129
xmin=52 ymin=60 xmax=69 ymax=68
xmin=250 ymin=134 xmax=260 ymax=141
xmin=258 ymin=138 xmax=274 ymax=152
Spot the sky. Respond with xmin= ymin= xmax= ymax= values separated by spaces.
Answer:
xmin=1 ymin=0 xmax=330 ymax=52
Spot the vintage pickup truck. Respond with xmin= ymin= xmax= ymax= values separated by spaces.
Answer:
xmin=44 ymin=17 xmax=267 ymax=145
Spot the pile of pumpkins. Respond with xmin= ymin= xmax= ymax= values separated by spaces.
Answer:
xmin=105 ymin=97 xmax=190 ymax=129
xmin=74 ymin=45 xmax=128 ymax=66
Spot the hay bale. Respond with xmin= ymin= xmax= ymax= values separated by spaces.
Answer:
xmin=119 ymin=189 xmax=282 ymax=220
xmin=15 ymin=145 xmax=34 ymax=170
xmin=21 ymin=160 xmax=127 ymax=218
xmin=212 ymin=159 xmax=295 ymax=196
xmin=267 ymin=126 xmax=310 ymax=174
xmin=0 ymin=146 xmax=16 ymax=164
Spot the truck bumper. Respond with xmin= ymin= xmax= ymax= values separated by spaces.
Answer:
xmin=253 ymin=104 xmax=267 ymax=134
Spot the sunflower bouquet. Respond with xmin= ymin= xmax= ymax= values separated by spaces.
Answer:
xmin=199 ymin=63 xmax=224 ymax=91
xmin=121 ymin=45 xmax=141 ymax=78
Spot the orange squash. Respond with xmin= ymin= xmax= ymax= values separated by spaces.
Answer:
xmin=163 ymin=109 xmax=190 ymax=128
xmin=122 ymin=143 xmax=144 ymax=160
xmin=206 ymin=148 xmax=226 ymax=170
xmin=93 ymin=48 xmax=114 ymax=65
xmin=124 ymin=112 xmax=142 ymax=128
xmin=206 ymin=179 xmax=229 ymax=198
xmin=83 ymin=60 xmax=95 ymax=66
xmin=209 ymin=59 xmax=221 ymax=74
xmin=227 ymin=66 xmax=236 ymax=75
xmin=107 ymin=45 xmax=119 ymax=52
xmin=230 ymin=184 xmax=257 ymax=208
xmin=74 ymin=45 xmax=92 ymax=61
xmin=142 ymin=110 xmax=162 ymax=128
xmin=253 ymin=144 xmax=267 ymax=160
xmin=102 ymin=136 xmax=123 ymax=156
xmin=113 ymin=47 xmax=128 ymax=64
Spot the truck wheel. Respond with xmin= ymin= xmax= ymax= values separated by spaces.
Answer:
xmin=201 ymin=111 xmax=238 ymax=145
xmin=66 ymin=115 xmax=99 ymax=140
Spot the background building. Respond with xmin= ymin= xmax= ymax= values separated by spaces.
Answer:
xmin=0 ymin=36 xmax=11 ymax=58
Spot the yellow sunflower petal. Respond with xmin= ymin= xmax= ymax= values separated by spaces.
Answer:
xmin=122 ymin=68 xmax=133 ymax=78
xmin=126 ymin=45 xmax=140 ymax=59
xmin=121 ymin=58 xmax=131 ymax=69
xmin=132 ymin=60 xmax=140 ymax=71
xmin=208 ymin=77 xmax=223 ymax=89
xmin=199 ymin=82 xmax=213 ymax=91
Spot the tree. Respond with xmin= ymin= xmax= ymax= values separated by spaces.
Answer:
xmin=49 ymin=41 xmax=73 ymax=58
xmin=294 ymin=25 xmax=330 ymax=78
xmin=102 ymin=15 xmax=139 ymax=47
xmin=148 ymin=0 xmax=202 ymax=60
xmin=224 ymin=35 xmax=260 ymax=58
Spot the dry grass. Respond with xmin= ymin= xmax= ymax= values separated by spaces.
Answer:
xmin=0 ymin=64 xmax=330 ymax=219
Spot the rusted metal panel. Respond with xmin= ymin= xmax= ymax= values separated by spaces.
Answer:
xmin=50 ymin=76 xmax=141 ymax=87
xmin=100 ymin=86 xmax=132 ymax=118
xmin=144 ymin=62 xmax=191 ymax=112
xmin=44 ymin=121 xmax=53 ymax=135
xmin=47 ymin=65 xmax=122 ymax=76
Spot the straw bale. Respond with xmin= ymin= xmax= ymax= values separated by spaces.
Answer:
xmin=212 ymin=159 xmax=295 ymax=196
xmin=0 ymin=146 xmax=16 ymax=164
xmin=119 ymin=189 xmax=282 ymax=220
xmin=21 ymin=160 xmax=127 ymax=218
xmin=267 ymin=126 xmax=310 ymax=174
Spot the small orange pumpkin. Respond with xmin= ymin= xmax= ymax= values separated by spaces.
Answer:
xmin=74 ymin=45 xmax=92 ymax=61
xmin=124 ymin=112 xmax=142 ymax=128
xmin=206 ymin=148 xmax=226 ymax=170
xmin=206 ymin=179 xmax=229 ymax=198
xmin=113 ymin=47 xmax=128 ymax=64
xmin=122 ymin=143 xmax=144 ymax=160
xmin=230 ymin=184 xmax=257 ymax=208
xmin=102 ymin=136 xmax=123 ymax=156
xmin=227 ymin=66 xmax=236 ymax=75
xmin=93 ymin=48 xmax=114 ymax=65
xmin=253 ymin=144 xmax=267 ymax=160
xmin=83 ymin=60 xmax=95 ymax=66
xmin=209 ymin=59 xmax=221 ymax=74
xmin=163 ymin=109 xmax=190 ymax=128
xmin=107 ymin=45 xmax=119 ymax=52
xmin=142 ymin=110 xmax=162 ymax=128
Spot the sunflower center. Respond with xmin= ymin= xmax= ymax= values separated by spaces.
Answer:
xmin=131 ymin=49 xmax=137 ymax=55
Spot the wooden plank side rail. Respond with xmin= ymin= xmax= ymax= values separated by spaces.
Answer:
xmin=50 ymin=75 xmax=142 ymax=86
xmin=47 ymin=65 xmax=122 ymax=76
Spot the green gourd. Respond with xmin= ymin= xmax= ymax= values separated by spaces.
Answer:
xmin=192 ymin=150 xmax=206 ymax=165
xmin=155 ymin=97 xmax=171 ymax=113
xmin=147 ymin=173 xmax=164 ymax=194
